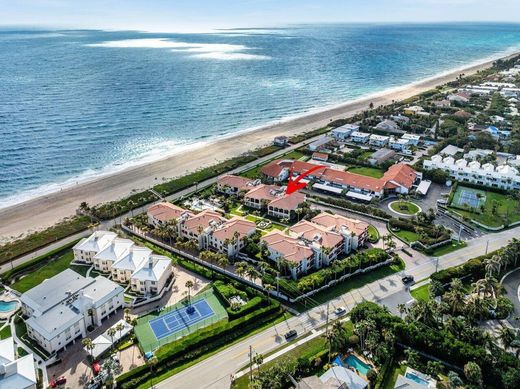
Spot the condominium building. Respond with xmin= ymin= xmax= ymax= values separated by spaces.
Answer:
xmin=216 ymin=174 xmax=259 ymax=195
xmin=20 ymin=269 xmax=124 ymax=354
xmin=73 ymin=232 xmax=173 ymax=296
xmin=208 ymin=218 xmax=257 ymax=257
xmin=243 ymin=184 xmax=306 ymax=219
xmin=147 ymin=202 xmax=193 ymax=228
xmin=261 ymin=212 xmax=369 ymax=279
xmin=260 ymin=159 xmax=293 ymax=183
xmin=350 ymin=131 xmax=370 ymax=144
xmin=369 ymin=134 xmax=390 ymax=147
xmin=389 ymin=137 xmax=412 ymax=155
xmin=331 ymin=124 xmax=360 ymax=140
xmin=291 ymin=160 xmax=419 ymax=200
xmin=423 ymin=154 xmax=520 ymax=190
xmin=0 ymin=337 xmax=37 ymax=389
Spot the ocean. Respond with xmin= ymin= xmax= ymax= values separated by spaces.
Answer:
xmin=1 ymin=23 xmax=520 ymax=208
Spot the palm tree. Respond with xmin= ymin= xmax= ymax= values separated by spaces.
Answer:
xmin=124 ymin=308 xmax=131 ymax=323
xmin=107 ymin=327 xmax=117 ymax=350
xmin=127 ymin=200 xmax=135 ymax=217
xmin=246 ymin=265 xmax=260 ymax=282
xmin=217 ymin=255 xmax=229 ymax=270
xmin=498 ymin=326 xmax=516 ymax=351
xmin=252 ymin=353 xmax=264 ymax=377
xmin=147 ymin=356 xmax=158 ymax=388
xmin=82 ymin=338 xmax=94 ymax=360
xmin=116 ymin=322 xmax=125 ymax=342
xmin=472 ymin=275 xmax=497 ymax=299
xmin=443 ymin=279 xmax=466 ymax=315
xmin=484 ymin=255 xmax=501 ymax=277
xmin=325 ymin=321 xmax=347 ymax=363
xmin=465 ymin=295 xmax=487 ymax=323
xmin=447 ymin=371 xmax=463 ymax=389
xmin=185 ymin=280 xmax=194 ymax=305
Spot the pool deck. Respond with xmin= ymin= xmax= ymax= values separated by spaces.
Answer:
xmin=0 ymin=290 xmax=20 ymax=320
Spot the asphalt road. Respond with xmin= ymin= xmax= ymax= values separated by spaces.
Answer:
xmin=157 ymin=224 xmax=520 ymax=389
xmin=502 ymin=268 xmax=520 ymax=329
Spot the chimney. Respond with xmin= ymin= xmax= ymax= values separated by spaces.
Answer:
xmin=149 ymin=259 xmax=154 ymax=269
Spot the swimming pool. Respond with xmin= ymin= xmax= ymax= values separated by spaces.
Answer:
xmin=405 ymin=372 xmax=429 ymax=386
xmin=344 ymin=354 xmax=373 ymax=375
xmin=0 ymin=300 xmax=17 ymax=313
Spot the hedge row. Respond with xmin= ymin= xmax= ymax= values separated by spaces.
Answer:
xmin=117 ymin=303 xmax=283 ymax=388
xmin=213 ymin=281 xmax=267 ymax=319
xmin=430 ymin=251 xmax=495 ymax=285
xmin=311 ymin=196 xmax=391 ymax=220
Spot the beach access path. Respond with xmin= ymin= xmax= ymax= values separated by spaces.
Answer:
xmin=1 ymin=52 xmax=515 ymax=242
xmin=155 ymin=224 xmax=520 ymax=389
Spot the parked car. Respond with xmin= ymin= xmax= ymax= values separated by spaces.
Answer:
xmin=334 ymin=307 xmax=347 ymax=316
xmin=402 ymin=275 xmax=415 ymax=285
xmin=284 ymin=329 xmax=297 ymax=340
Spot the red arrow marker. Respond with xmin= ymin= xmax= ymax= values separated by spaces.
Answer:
xmin=286 ymin=164 xmax=327 ymax=195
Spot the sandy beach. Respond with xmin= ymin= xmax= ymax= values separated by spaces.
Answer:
xmin=0 ymin=53 xmax=517 ymax=241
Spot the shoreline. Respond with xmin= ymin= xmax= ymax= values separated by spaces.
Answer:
xmin=1 ymin=51 xmax=518 ymax=241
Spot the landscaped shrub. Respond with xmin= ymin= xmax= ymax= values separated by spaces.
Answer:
xmin=430 ymin=253 xmax=491 ymax=285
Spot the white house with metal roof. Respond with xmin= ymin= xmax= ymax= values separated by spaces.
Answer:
xmin=0 ymin=337 xmax=37 ymax=389
xmin=20 ymin=269 xmax=124 ymax=354
xmin=74 ymin=231 xmax=173 ymax=296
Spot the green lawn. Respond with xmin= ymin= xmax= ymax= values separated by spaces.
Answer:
xmin=449 ymin=186 xmax=520 ymax=228
xmin=0 ymin=325 xmax=12 ymax=340
xmin=69 ymin=264 xmax=91 ymax=277
xmin=10 ymin=251 xmax=75 ymax=293
xmin=390 ymin=201 xmax=420 ymax=215
xmin=295 ymin=258 xmax=405 ymax=310
xmin=410 ymin=284 xmax=430 ymax=302
xmin=381 ymin=361 xmax=407 ymax=389
xmin=367 ymin=225 xmax=380 ymax=243
xmin=347 ymin=166 xmax=384 ymax=178
xmin=429 ymin=240 xmax=466 ymax=257
xmin=393 ymin=229 xmax=420 ymax=244
xmin=283 ymin=150 xmax=306 ymax=161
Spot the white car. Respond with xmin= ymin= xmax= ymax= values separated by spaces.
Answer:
xmin=334 ymin=307 xmax=347 ymax=316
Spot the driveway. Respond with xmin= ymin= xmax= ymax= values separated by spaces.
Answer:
xmin=501 ymin=268 xmax=520 ymax=329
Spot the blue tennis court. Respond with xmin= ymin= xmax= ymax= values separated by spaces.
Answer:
xmin=149 ymin=299 xmax=215 ymax=340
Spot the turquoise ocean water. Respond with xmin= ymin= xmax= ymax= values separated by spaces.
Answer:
xmin=1 ymin=23 xmax=520 ymax=207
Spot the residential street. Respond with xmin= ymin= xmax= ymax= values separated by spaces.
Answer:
xmin=157 ymin=225 xmax=520 ymax=389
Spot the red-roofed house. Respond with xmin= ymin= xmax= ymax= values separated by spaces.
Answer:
xmin=288 ymin=220 xmax=343 ymax=265
xmin=267 ymin=192 xmax=306 ymax=219
xmin=147 ymin=202 xmax=194 ymax=227
xmin=312 ymin=152 xmax=329 ymax=162
xmin=381 ymin=163 xmax=419 ymax=195
xmin=260 ymin=159 xmax=293 ymax=183
xmin=208 ymin=218 xmax=256 ymax=257
xmin=244 ymin=184 xmax=284 ymax=209
xmin=311 ymin=213 xmax=369 ymax=250
xmin=216 ymin=174 xmax=259 ymax=195
xmin=262 ymin=231 xmax=315 ymax=279
xmin=179 ymin=210 xmax=226 ymax=249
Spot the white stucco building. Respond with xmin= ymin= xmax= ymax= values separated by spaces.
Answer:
xmin=20 ymin=269 xmax=124 ymax=354
xmin=0 ymin=337 xmax=37 ymax=389
xmin=73 ymin=231 xmax=173 ymax=296
xmin=423 ymin=154 xmax=520 ymax=190
xmin=369 ymin=134 xmax=390 ymax=147
xmin=350 ymin=131 xmax=370 ymax=144
xmin=331 ymin=124 xmax=360 ymax=140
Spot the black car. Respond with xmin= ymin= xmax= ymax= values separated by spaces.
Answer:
xmin=402 ymin=275 xmax=415 ymax=285
xmin=284 ymin=329 xmax=297 ymax=340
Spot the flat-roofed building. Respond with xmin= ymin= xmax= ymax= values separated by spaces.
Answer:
xmin=331 ymin=124 xmax=360 ymax=140
xmin=369 ymin=134 xmax=390 ymax=147
xmin=350 ymin=131 xmax=370 ymax=144
xmin=21 ymin=269 xmax=124 ymax=354
xmin=0 ymin=337 xmax=37 ymax=389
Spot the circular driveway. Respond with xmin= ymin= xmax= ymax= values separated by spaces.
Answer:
xmin=388 ymin=200 xmax=422 ymax=216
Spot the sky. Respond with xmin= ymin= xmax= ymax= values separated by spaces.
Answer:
xmin=1 ymin=0 xmax=520 ymax=32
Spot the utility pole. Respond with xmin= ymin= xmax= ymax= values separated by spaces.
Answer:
xmin=325 ymin=301 xmax=330 ymax=335
xmin=249 ymin=345 xmax=253 ymax=383
xmin=485 ymin=240 xmax=489 ymax=255
xmin=458 ymin=224 xmax=463 ymax=242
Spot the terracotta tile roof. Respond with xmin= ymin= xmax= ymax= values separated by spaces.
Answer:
xmin=245 ymin=184 xmax=284 ymax=201
xmin=217 ymin=174 xmax=257 ymax=191
xmin=382 ymin=163 xmax=417 ymax=189
xmin=268 ymin=192 xmax=306 ymax=211
xmin=184 ymin=210 xmax=226 ymax=234
xmin=311 ymin=213 xmax=369 ymax=237
xmin=312 ymin=152 xmax=329 ymax=161
xmin=291 ymin=160 xmax=319 ymax=175
xmin=260 ymin=159 xmax=293 ymax=178
xmin=262 ymin=231 xmax=314 ymax=264
xmin=289 ymin=220 xmax=343 ymax=249
xmin=321 ymin=169 xmax=383 ymax=192
xmin=148 ymin=202 xmax=192 ymax=222
xmin=212 ymin=218 xmax=256 ymax=242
